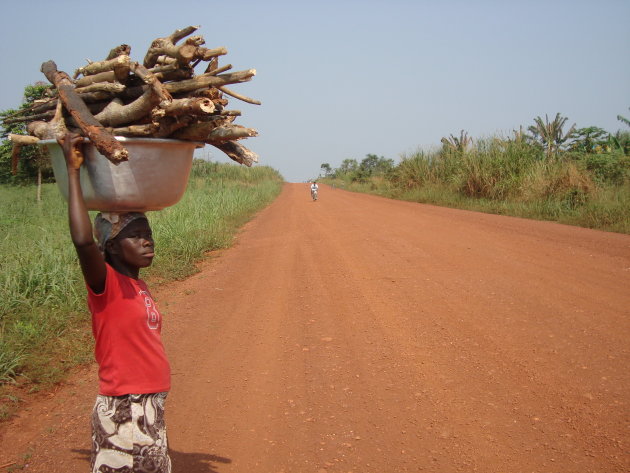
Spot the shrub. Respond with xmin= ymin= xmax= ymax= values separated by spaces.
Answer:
xmin=580 ymin=153 xmax=629 ymax=185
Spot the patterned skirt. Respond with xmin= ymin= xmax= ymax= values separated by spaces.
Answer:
xmin=91 ymin=392 xmax=171 ymax=473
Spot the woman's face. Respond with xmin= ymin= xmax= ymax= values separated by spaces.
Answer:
xmin=109 ymin=219 xmax=155 ymax=268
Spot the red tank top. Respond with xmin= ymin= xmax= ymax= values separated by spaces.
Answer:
xmin=87 ymin=264 xmax=171 ymax=396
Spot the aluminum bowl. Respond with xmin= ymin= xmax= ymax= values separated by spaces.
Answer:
xmin=42 ymin=137 xmax=204 ymax=212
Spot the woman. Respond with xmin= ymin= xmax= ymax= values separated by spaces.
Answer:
xmin=59 ymin=132 xmax=171 ymax=473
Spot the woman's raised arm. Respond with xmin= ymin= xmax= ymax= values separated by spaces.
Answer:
xmin=58 ymin=133 xmax=107 ymax=293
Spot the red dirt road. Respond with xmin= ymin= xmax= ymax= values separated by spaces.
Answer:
xmin=1 ymin=183 xmax=629 ymax=473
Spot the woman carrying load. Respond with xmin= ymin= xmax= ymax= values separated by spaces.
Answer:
xmin=59 ymin=132 xmax=172 ymax=473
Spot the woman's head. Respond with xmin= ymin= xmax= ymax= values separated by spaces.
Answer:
xmin=94 ymin=212 xmax=154 ymax=268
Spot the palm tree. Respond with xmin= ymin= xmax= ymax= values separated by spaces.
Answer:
xmin=527 ymin=113 xmax=576 ymax=158
xmin=441 ymin=130 xmax=473 ymax=153
xmin=617 ymin=108 xmax=630 ymax=127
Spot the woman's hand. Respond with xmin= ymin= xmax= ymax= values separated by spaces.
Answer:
xmin=57 ymin=132 xmax=85 ymax=170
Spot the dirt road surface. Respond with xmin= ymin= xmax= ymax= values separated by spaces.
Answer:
xmin=1 ymin=183 xmax=629 ymax=473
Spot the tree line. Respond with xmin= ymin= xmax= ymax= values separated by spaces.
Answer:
xmin=320 ymin=111 xmax=630 ymax=183
xmin=0 ymin=83 xmax=52 ymax=184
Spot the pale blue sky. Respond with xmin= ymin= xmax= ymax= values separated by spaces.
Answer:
xmin=1 ymin=0 xmax=628 ymax=182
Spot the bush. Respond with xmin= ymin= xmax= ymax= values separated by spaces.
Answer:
xmin=389 ymin=150 xmax=434 ymax=188
xmin=580 ymin=153 xmax=629 ymax=185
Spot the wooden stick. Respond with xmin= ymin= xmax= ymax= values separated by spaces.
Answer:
xmin=173 ymin=123 xmax=257 ymax=142
xmin=164 ymin=69 xmax=256 ymax=95
xmin=143 ymin=26 xmax=200 ymax=68
xmin=152 ymin=97 xmax=215 ymax=119
xmin=8 ymin=134 xmax=40 ymax=145
xmin=109 ymin=123 xmax=157 ymax=136
xmin=74 ymin=82 xmax=126 ymax=95
xmin=95 ymin=89 xmax=160 ymax=127
xmin=204 ymin=57 xmax=219 ymax=74
xmin=129 ymin=62 xmax=172 ymax=105
xmin=8 ymin=135 xmax=41 ymax=174
xmin=74 ymin=70 xmax=118 ymax=88
xmin=153 ymin=115 xmax=195 ymax=137
xmin=74 ymin=54 xmax=131 ymax=78
xmin=149 ymin=63 xmax=194 ymax=82
xmin=188 ymin=87 xmax=223 ymax=101
xmin=76 ymin=91 xmax=120 ymax=103
xmin=144 ymin=31 xmax=227 ymax=68
xmin=40 ymin=60 xmax=128 ymax=162
xmin=111 ymin=115 xmax=196 ymax=138
xmin=28 ymin=88 xmax=116 ymax=114
xmin=155 ymin=55 xmax=178 ymax=66
xmin=105 ymin=44 xmax=131 ymax=60
xmin=11 ymin=143 xmax=21 ymax=174
xmin=193 ymin=46 xmax=228 ymax=62
xmin=212 ymin=140 xmax=258 ymax=167
xmin=207 ymin=125 xmax=258 ymax=142
xmin=148 ymin=63 xmax=180 ymax=74
xmin=50 ymin=99 xmax=69 ymax=138
xmin=26 ymin=101 xmax=68 ymax=140
xmin=219 ymin=110 xmax=242 ymax=117
xmin=171 ymin=121 xmax=219 ymax=141
xmin=154 ymin=68 xmax=195 ymax=82
xmin=3 ymin=110 xmax=55 ymax=124
xmin=28 ymin=101 xmax=56 ymax=114
xmin=27 ymin=120 xmax=52 ymax=139
xmin=169 ymin=25 xmax=200 ymax=44
xmin=208 ymin=63 xmax=233 ymax=76
xmin=185 ymin=35 xmax=206 ymax=47
xmin=218 ymin=86 xmax=261 ymax=105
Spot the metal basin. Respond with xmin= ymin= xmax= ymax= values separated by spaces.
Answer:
xmin=42 ymin=137 xmax=204 ymax=212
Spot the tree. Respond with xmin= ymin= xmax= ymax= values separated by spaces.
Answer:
xmin=610 ymin=130 xmax=630 ymax=155
xmin=359 ymin=154 xmax=394 ymax=177
xmin=570 ymin=126 xmax=609 ymax=153
xmin=375 ymin=156 xmax=395 ymax=175
xmin=320 ymin=162 xmax=332 ymax=177
xmin=0 ymin=83 xmax=53 ymax=186
xmin=527 ymin=113 xmax=576 ymax=158
xmin=338 ymin=158 xmax=359 ymax=175
xmin=613 ymin=108 xmax=630 ymax=154
xmin=359 ymin=154 xmax=380 ymax=176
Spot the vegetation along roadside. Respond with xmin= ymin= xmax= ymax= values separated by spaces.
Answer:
xmin=320 ymin=113 xmax=630 ymax=235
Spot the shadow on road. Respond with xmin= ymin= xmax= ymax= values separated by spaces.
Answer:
xmin=170 ymin=450 xmax=232 ymax=473
xmin=71 ymin=448 xmax=232 ymax=473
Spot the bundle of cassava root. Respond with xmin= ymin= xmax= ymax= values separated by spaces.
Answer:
xmin=6 ymin=25 xmax=260 ymax=167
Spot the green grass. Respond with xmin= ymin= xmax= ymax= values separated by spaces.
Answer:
xmin=0 ymin=160 xmax=283 ymax=411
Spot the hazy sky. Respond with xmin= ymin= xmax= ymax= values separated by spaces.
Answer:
xmin=1 ymin=0 xmax=628 ymax=182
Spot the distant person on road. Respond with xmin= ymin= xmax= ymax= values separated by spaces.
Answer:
xmin=59 ymin=132 xmax=172 ymax=473
xmin=311 ymin=181 xmax=319 ymax=201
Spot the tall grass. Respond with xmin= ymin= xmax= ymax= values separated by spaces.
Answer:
xmin=325 ymin=138 xmax=629 ymax=234
xmin=0 ymin=160 xmax=283 ymax=404
xmin=0 ymin=184 xmax=86 ymax=393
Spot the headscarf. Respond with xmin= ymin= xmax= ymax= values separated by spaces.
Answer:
xmin=94 ymin=211 xmax=148 ymax=252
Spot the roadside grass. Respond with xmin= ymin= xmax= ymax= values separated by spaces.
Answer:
xmin=324 ymin=142 xmax=629 ymax=234
xmin=0 ymin=160 xmax=283 ymax=418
